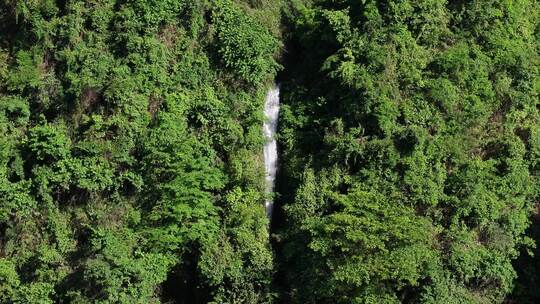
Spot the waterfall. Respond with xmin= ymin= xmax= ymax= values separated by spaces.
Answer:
xmin=263 ymin=85 xmax=280 ymax=220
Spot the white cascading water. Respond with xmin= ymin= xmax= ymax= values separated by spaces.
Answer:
xmin=263 ymin=85 xmax=280 ymax=220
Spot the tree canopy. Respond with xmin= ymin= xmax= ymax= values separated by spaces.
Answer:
xmin=0 ymin=0 xmax=280 ymax=303
xmin=276 ymin=0 xmax=540 ymax=303
xmin=1 ymin=0 xmax=540 ymax=303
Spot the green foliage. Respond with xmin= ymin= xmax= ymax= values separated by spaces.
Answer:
xmin=308 ymin=188 xmax=436 ymax=302
xmin=0 ymin=259 xmax=20 ymax=302
xmin=67 ymin=228 xmax=172 ymax=303
xmin=0 ymin=0 xmax=280 ymax=303
xmin=277 ymin=0 xmax=540 ymax=303
xmin=27 ymin=121 xmax=71 ymax=162
xmin=199 ymin=187 xmax=273 ymax=303
xmin=212 ymin=0 xmax=281 ymax=84
xmin=4 ymin=0 xmax=539 ymax=302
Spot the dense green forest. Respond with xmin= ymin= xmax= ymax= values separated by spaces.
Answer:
xmin=276 ymin=0 xmax=540 ymax=303
xmin=1 ymin=0 xmax=540 ymax=303
xmin=0 ymin=0 xmax=281 ymax=302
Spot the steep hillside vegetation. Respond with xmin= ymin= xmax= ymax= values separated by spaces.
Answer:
xmin=2 ymin=0 xmax=540 ymax=303
xmin=276 ymin=0 xmax=540 ymax=303
xmin=0 ymin=0 xmax=280 ymax=303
